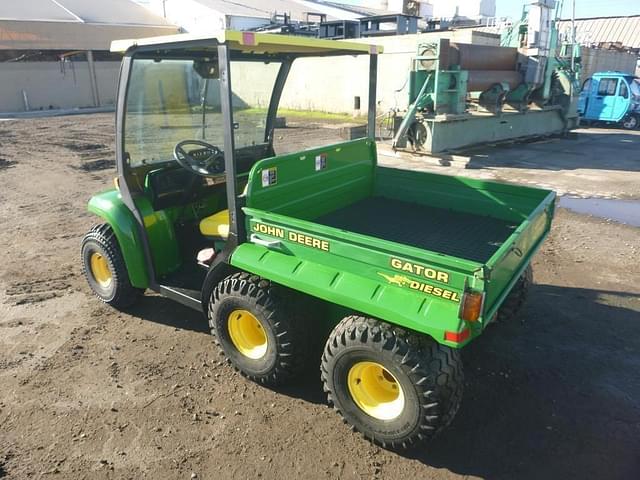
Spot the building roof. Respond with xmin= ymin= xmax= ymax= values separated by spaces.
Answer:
xmin=557 ymin=15 xmax=640 ymax=51
xmin=0 ymin=0 xmax=179 ymax=51
xmin=189 ymin=0 xmax=385 ymax=22
xmin=304 ymin=1 xmax=388 ymax=17
xmin=111 ymin=29 xmax=383 ymax=55
xmin=0 ymin=0 xmax=174 ymax=26
xmin=191 ymin=0 xmax=339 ymax=22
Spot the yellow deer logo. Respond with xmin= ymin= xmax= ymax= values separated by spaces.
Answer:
xmin=378 ymin=272 xmax=411 ymax=287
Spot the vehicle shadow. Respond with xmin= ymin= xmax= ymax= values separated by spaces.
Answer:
xmin=127 ymin=295 xmax=209 ymax=334
xmin=128 ymin=292 xmax=330 ymax=404
xmin=404 ymin=283 xmax=640 ymax=479
xmin=462 ymin=129 xmax=640 ymax=172
xmin=122 ymin=281 xmax=640 ymax=478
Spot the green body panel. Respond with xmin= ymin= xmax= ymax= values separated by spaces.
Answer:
xmin=246 ymin=138 xmax=377 ymax=219
xmin=484 ymin=196 xmax=554 ymax=318
xmin=88 ymin=189 xmax=184 ymax=287
xmin=374 ymin=166 xmax=542 ymax=222
xmin=88 ymin=189 xmax=150 ymax=288
xmin=374 ymin=166 xmax=556 ymax=319
xmin=135 ymin=195 xmax=182 ymax=278
xmin=230 ymin=139 xmax=555 ymax=347
xmin=231 ymin=242 xmax=466 ymax=347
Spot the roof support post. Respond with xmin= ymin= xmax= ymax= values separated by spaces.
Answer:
xmin=87 ymin=50 xmax=101 ymax=107
xmin=367 ymin=53 xmax=378 ymax=140
xmin=218 ymin=44 xmax=244 ymax=247
xmin=264 ymin=59 xmax=292 ymax=144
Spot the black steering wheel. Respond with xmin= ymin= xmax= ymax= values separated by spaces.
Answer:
xmin=173 ymin=140 xmax=225 ymax=177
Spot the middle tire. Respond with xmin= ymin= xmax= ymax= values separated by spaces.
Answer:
xmin=497 ymin=264 xmax=533 ymax=323
xmin=208 ymin=272 xmax=310 ymax=386
xmin=321 ymin=315 xmax=464 ymax=449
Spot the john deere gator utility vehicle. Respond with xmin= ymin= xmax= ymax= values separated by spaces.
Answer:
xmin=81 ymin=31 xmax=555 ymax=449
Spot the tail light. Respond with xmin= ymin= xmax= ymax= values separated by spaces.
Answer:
xmin=459 ymin=290 xmax=485 ymax=322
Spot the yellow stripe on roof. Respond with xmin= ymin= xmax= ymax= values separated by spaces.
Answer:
xmin=111 ymin=30 xmax=383 ymax=55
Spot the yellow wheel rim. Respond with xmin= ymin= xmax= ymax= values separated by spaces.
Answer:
xmin=347 ymin=361 xmax=405 ymax=420
xmin=90 ymin=252 xmax=113 ymax=288
xmin=227 ymin=309 xmax=268 ymax=360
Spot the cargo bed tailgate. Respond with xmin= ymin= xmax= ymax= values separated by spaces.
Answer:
xmin=483 ymin=190 xmax=556 ymax=320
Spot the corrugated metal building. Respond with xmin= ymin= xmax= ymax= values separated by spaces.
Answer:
xmin=473 ymin=15 xmax=640 ymax=78
xmin=0 ymin=0 xmax=179 ymax=114
xmin=557 ymin=15 xmax=640 ymax=52
xmin=555 ymin=15 xmax=640 ymax=77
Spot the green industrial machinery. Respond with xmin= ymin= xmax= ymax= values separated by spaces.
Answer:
xmin=81 ymin=31 xmax=555 ymax=449
xmin=393 ymin=0 xmax=581 ymax=153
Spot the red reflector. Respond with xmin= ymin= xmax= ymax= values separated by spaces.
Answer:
xmin=242 ymin=32 xmax=256 ymax=46
xmin=444 ymin=329 xmax=470 ymax=343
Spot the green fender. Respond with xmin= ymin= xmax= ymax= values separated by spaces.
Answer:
xmin=230 ymin=243 xmax=471 ymax=348
xmin=88 ymin=189 xmax=150 ymax=288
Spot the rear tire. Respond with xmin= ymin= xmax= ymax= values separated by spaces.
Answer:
xmin=497 ymin=264 xmax=533 ymax=323
xmin=208 ymin=272 xmax=310 ymax=386
xmin=81 ymin=224 xmax=142 ymax=309
xmin=622 ymin=114 xmax=639 ymax=130
xmin=321 ymin=315 xmax=463 ymax=449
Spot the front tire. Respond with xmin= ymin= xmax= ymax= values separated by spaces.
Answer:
xmin=321 ymin=315 xmax=463 ymax=449
xmin=81 ymin=224 xmax=142 ymax=309
xmin=208 ymin=273 xmax=310 ymax=386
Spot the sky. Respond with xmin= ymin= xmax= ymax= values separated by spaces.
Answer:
xmin=336 ymin=1 xmax=640 ymax=19
xmin=496 ymin=0 xmax=640 ymax=20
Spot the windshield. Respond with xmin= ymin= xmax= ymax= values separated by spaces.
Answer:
xmin=124 ymin=57 xmax=281 ymax=167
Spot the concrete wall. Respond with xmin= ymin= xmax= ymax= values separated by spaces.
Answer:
xmin=279 ymin=30 xmax=500 ymax=114
xmin=0 ymin=31 xmax=502 ymax=115
xmin=580 ymin=47 xmax=638 ymax=83
xmin=0 ymin=61 xmax=120 ymax=113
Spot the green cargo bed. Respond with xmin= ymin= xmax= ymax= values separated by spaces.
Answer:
xmin=235 ymin=138 xmax=555 ymax=346
xmin=318 ymin=196 xmax=518 ymax=263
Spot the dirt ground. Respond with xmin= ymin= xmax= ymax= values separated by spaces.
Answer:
xmin=1 ymin=114 xmax=639 ymax=480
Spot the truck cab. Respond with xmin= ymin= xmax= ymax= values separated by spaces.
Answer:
xmin=578 ymin=71 xmax=640 ymax=129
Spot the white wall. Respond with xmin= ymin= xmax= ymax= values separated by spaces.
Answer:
xmin=430 ymin=0 xmax=496 ymax=19
xmin=278 ymin=30 xmax=499 ymax=114
xmin=0 ymin=61 xmax=120 ymax=113
xmin=139 ymin=0 xmax=227 ymax=32
xmin=297 ymin=1 xmax=362 ymax=20
xmin=228 ymin=16 xmax=271 ymax=31
xmin=0 ymin=30 xmax=505 ymax=115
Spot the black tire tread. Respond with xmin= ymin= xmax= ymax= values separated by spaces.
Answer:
xmin=497 ymin=264 xmax=533 ymax=323
xmin=81 ymin=223 xmax=141 ymax=308
xmin=321 ymin=315 xmax=464 ymax=449
xmin=208 ymin=272 xmax=309 ymax=386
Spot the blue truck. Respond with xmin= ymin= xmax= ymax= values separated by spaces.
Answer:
xmin=578 ymin=71 xmax=640 ymax=129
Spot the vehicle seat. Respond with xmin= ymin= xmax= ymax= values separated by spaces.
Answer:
xmin=200 ymin=209 xmax=230 ymax=239
xmin=199 ymin=183 xmax=247 ymax=240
